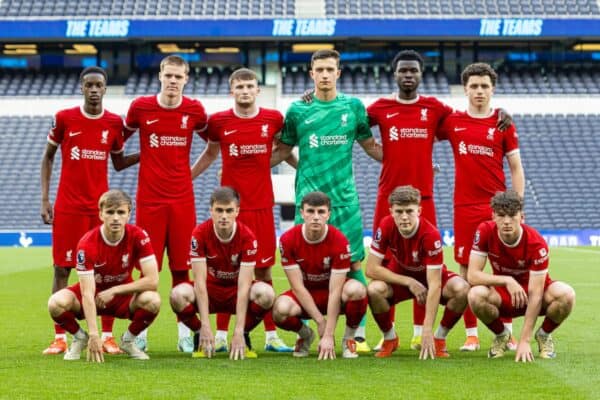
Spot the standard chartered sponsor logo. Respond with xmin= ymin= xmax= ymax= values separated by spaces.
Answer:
xmin=229 ymin=143 xmax=239 ymax=156
xmin=70 ymin=146 xmax=107 ymax=160
xmin=389 ymin=126 xmax=399 ymax=141
xmin=150 ymin=133 xmax=159 ymax=148
xmin=458 ymin=140 xmax=494 ymax=156
xmin=228 ymin=143 xmax=268 ymax=157
xmin=149 ymin=134 xmax=187 ymax=147
xmin=309 ymin=134 xmax=349 ymax=148
xmin=399 ymin=128 xmax=428 ymax=139
xmin=309 ymin=134 xmax=319 ymax=148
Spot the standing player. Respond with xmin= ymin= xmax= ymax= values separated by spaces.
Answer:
xmin=124 ymin=55 xmax=208 ymax=352
xmin=468 ymin=190 xmax=575 ymax=360
xmin=438 ymin=62 xmax=525 ymax=351
xmin=190 ymin=68 xmax=293 ymax=353
xmin=271 ymin=49 xmax=382 ymax=351
xmin=272 ymin=192 xmax=368 ymax=359
xmin=366 ymin=186 xmax=469 ymax=359
xmin=169 ymin=187 xmax=274 ymax=360
xmin=367 ymin=50 xmax=513 ymax=351
xmin=47 ymin=189 xmax=161 ymax=362
xmin=41 ymin=66 xmax=139 ymax=355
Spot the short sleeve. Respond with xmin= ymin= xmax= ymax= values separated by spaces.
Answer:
xmin=124 ymin=99 xmax=140 ymax=131
xmin=471 ymin=222 xmax=492 ymax=257
xmin=422 ymin=231 xmax=444 ymax=267
xmin=528 ymin=238 xmax=549 ymax=274
xmin=280 ymin=105 xmax=298 ymax=146
xmin=370 ymin=219 xmax=391 ymax=258
xmin=48 ymin=111 xmax=65 ymax=146
xmin=134 ymin=228 xmax=155 ymax=263
xmin=111 ymin=119 xmax=125 ymax=153
xmin=330 ymin=231 xmax=351 ymax=273
xmin=503 ymin=124 xmax=519 ymax=155
xmin=240 ymin=230 xmax=258 ymax=267
xmin=75 ymin=237 xmax=95 ymax=275
xmin=353 ymin=98 xmax=372 ymax=141
xmin=190 ymin=225 xmax=206 ymax=261
xmin=206 ymin=116 xmax=220 ymax=143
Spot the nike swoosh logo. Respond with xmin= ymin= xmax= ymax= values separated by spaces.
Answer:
xmin=94 ymin=262 xmax=106 ymax=268
xmin=386 ymin=113 xmax=399 ymax=119
xmin=296 ymin=258 xmax=304 ymax=262
xmin=206 ymin=255 xmax=217 ymax=259
xmin=146 ymin=119 xmax=159 ymax=125
xmin=305 ymin=118 xmax=317 ymax=124
xmin=69 ymin=131 xmax=82 ymax=137
xmin=261 ymin=257 xmax=273 ymax=263
xmin=454 ymin=127 xmax=467 ymax=132
xmin=224 ymin=130 xmax=237 ymax=136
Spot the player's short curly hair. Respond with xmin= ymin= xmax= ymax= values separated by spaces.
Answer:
xmin=98 ymin=189 xmax=132 ymax=211
xmin=388 ymin=185 xmax=421 ymax=207
xmin=461 ymin=62 xmax=497 ymax=86
xmin=311 ymin=49 xmax=340 ymax=68
xmin=301 ymin=191 xmax=331 ymax=210
xmin=210 ymin=186 xmax=240 ymax=206
xmin=228 ymin=68 xmax=258 ymax=86
xmin=490 ymin=190 xmax=523 ymax=216
xmin=160 ymin=54 xmax=190 ymax=74
xmin=391 ymin=50 xmax=424 ymax=71
xmin=79 ymin=66 xmax=107 ymax=83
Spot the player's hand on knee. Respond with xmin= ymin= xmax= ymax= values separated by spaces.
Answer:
xmin=87 ymin=334 xmax=104 ymax=363
xmin=409 ymin=280 xmax=427 ymax=305
xmin=515 ymin=341 xmax=534 ymax=363
xmin=318 ymin=335 xmax=335 ymax=360
xmin=506 ymin=279 xmax=527 ymax=309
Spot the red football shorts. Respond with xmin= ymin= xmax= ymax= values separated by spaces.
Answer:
xmin=136 ymin=200 xmax=196 ymax=272
xmin=189 ymin=280 xmax=258 ymax=314
xmin=373 ymin=192 xmax=437 ymax=232
xmin=52 ymin=211 xmax=101 ymax=268
xmin=68 ymin=282 xmax=133 ymax=319
xmin=494 ymin=276 xmax=555 ymax=318
xmin=238 ymin=208 xmax=276 ymax=269
xmin=453 ymin=203 xmax=492 ymax=266
xmin=387 ymin=270 xmax=459 ymax=306
xmin=280 ymin=287 xmax=353 ymax=319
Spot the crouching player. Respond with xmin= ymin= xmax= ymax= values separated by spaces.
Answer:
xmin=272 ymin=192 xmax=368 ymax=359
xmin=366 ymin=185 xmax=469 ymax=359
xmin=169 ymin=187 xmax=274 ymax=360
xmin=47 ymin=189 xmax=161 ymax=362
xmin=468 ymin=190 xmax=575 ymax=361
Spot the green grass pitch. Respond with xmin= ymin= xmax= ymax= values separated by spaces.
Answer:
xmin=0 ymin=246 xmax=599 ymax=399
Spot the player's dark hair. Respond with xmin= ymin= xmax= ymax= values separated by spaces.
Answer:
xmin=461 ymin=62 xmax=497 ymax=86
xmin=229 ymin=68 xmax=258 ymax=87
xmin=311 ymin=49 xmax=340 ymax=68
xmin=79 ymin=66 xmax=107 ymax=83
xmin=490 ymin=190 xmax=523 ymax=216
xmin=210 ymin=186 xmax=240 ymax=206
xmin=301 ymin=191 xmax=331 ymax=210
xmin=391 ymin=50 xmax=424 ymax=71
xmin=388 ymin=185 xmax=421 ymax=207
xmin=160 ymin=54 xmax=190 ymax=74
xmin=98 ymin=189 xmax=132 ymax=211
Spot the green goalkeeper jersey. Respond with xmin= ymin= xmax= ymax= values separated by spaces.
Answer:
xmin=281 ymin=93 xmax=372 ymax=207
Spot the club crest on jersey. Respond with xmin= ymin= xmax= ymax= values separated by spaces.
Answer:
xmin=487 ymin=128 xmax=495 ymax=141
xmin=458 ymin=246 xmax=464 ymax=258
xmin=375 ymin=228 xmax=382 ymax=242
xmin=231 ymin=254 xmax=239 ymax=265
xmin=474 ymin=230 xmax=480 ymax=245
xmin=122 ymin=254 xmax=129 ymax=269
xmin=101 ymin=130 xmax=109 ymax=144
xmin=421 ymin=108 xmax=428 ymax=121
xmin=412 ymin=251 xmax=419 ymax=263
xmin=341 ymin=113 xmax=348 ymax=127
xmin=323 ymin=256 xmax=331 ymax=270
xmin=77 ymin=250 xmax=85 ymax=265
xmin=261 ymin=124 xmax=269 ymax=138
xmin=539 ymin=248 xmax=547 ymax=257
xmin=66 ymin=250 xmax=73 ymax=262
xmin=191 ymin=237 xmax=198 ymax=252
xmin=181 ymin=115 xmax=189 ymax=129
xmin=518 ymin=260 xmax=525 ymax=267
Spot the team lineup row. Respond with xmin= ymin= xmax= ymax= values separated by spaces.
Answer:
xmin=41 ymin=50 xmax=574 ymax=362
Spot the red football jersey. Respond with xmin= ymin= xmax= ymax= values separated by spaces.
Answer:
xmin=279 ymin=224 xmax=351 ymax=291
xmin=438 ymin=109 xmax=519 ymax=207
xmin=367 ymin=95 xmax=452 ymax=199
xmin=370 ymin=215 xmax=446 ymax=285
xmin=471 ymin=220 xmax=550 ymax=286
xmin=207 ymin=108 xmax=284 ymax=209
xmin=75 ymin=224 xmax=155 ymax=292
xmin=48 ymin=106 xmax=124 ymax=214
xmin=189 ymin=220 xmax=257 ymax=287
xmin=125 ymin=95 xmax=208 ymax=202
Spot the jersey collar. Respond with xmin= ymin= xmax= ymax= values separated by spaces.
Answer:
xmin=395 ymin=94 xmax=420 ymax=104
xmin=100 ymin=226 xmax=125 ymax=247
xmin=214 ymin=221 xmax=237 ymax=243
xmin=497 ymin=225 xmax=524 ymax=248
xmin=467 ymin=108 xmax=495 ymax=119
xmin=156 ymin=94 xmax=183 ymax=109
xmin=79 ymin=105 xmax=104 ymax=119
xmin=302 ymin=224 xmax=328 ymax=244
xmin=233 ymin=107 xmax=260 ymax=119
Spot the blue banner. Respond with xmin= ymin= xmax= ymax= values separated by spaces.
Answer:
xmin=0 ymin=18 xmax=599 ymax=40
xmin=3 ymin=229 xmax=600 ymax=248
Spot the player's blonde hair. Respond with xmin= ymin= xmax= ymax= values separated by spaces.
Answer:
xmin=388 ymin=185 xmax=421 ymax=207
xmin=98 ymin=189 xmax=132 ymax=211
xmin=160 ymin=54 xmax=190 ymax=74
xmin=229 ymin=68 xmax=258 ymax=87
xmin=490 ymin=190 xmax=523 ymax=216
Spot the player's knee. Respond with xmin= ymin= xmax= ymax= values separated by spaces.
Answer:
xmin=467 ymin=285 xmax=489 ymax=309
xmin=139 ymin=291 xmax=161 ymax=314
xmin=48 ymin=290 xmax=72 ymax=316
xmin=272 ymin=296 xmax=291 ymax=322
xmin=367 ymin=280 xmax=387 ymax=300
xmin=344 ymin=279 xmax=367 ymax=300
xmin=251 ymin=282 xmax=275 ymax=309
xmin=169 ymin=285 xmax=189 ymax=311
xmin=555 ymin=283 xmax=576 ymax=314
